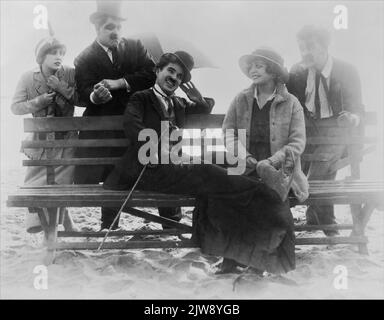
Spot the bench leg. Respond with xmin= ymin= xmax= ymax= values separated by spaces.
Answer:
xmin=350 ymin=204 xmax=373 ymax=255
xmin=37 ymin=210 xmax=49 ymax=235
xmin=42 ymin=208 xmax=59 ymax=265
xmin=360 ymin=203 xmax=376 ymax=231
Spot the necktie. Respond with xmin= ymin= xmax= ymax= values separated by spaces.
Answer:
xmin=109 ymin=46 xmax=118 ymax=69
xmin=314 ymin=70 xmax=321 ymax=119
xmin=153 ymin=87 xmax=174 ymax=117
xmin=164 ymin=96 xmax=174 ymax=117
xmin=319 ymin=73 xmax=329 ymax=101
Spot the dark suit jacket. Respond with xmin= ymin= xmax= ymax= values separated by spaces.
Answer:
xmin=74 ymin=38 xmax=156 ymax=116
xmin=74 ymin=38 xmax=156 ymax=184
xmin=287 ymin=58 xmax=364 ymax=118
xmin=104 ymin=88 xmax=215 ymax=189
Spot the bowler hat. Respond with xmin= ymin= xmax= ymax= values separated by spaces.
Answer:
xmin=239 ymin=47 xmax=289 ymax=83
xmin=164 ymin=51 xmax=194 ymax=83
xmin=89 ymin=0 xmax=126 ymax=24
xmin=35 ymin=37 xmax=66 ymax=65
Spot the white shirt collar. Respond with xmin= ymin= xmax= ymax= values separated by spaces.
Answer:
xmin=33 ymin=66 xmax=43 ymax=73
xmin=305 ymin=55 xmax=333 ymax=118
xmin=153 ymin=83 xmax=173 ymax=98
xmin=153 ymin=84 xmax=174 ymax=111
xmin=254 ymin=86 xmax=277 ymax=108
xmin=96 ymin=40 xmax=110 ymax=53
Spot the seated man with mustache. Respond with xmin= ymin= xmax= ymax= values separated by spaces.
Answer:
xmin=104 ymin=51 xmax=297 ymax=275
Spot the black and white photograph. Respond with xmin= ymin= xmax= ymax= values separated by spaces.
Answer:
xmin=0 ymin=0 xmax=383 ymax=301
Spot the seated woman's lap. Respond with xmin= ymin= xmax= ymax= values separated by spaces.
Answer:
xmin=137 ymin=163 xmax=282 ymax=206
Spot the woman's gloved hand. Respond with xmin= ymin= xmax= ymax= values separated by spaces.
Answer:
xmin=256 ymin=159 xmax=272 ymax=172
xmin=34 ymin=92 xmax=56 ymax=110
xmin=255 ymin=159 xmax=291 ymax=202
xmin=337 ymin=111 xmax=360 ymax=127
xmin=47 ymin=75 xmax=61 ymax=91
xmin=246 ymin=155 xmax=258 ymax=168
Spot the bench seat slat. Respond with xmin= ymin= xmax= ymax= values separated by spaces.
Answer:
xmin=295 ymin=224 xmax=353 ymax=231
xmin=7 ymin=196 xmax=380 ymax=207
xmin=7 ymin=180 xmax=384 ymax=208
xmin=12 ymin=181 xmax=384 ymax=191
xmin=13 ymin=186 xmax=383 ymax=194
xmin=295 ymin=236 xmax=367 ymax=245
xmin=17 ymin=181 xmax=383 ymax=188
xmin=23 ymin=158 xmax=121 ymax=166
xmin=12 ymin=184 xmax=384 ymax=195
xmin=6 ymin=199 xmax=197 ymax=207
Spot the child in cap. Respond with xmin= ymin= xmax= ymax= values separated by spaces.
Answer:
xmin=11 ymin=36 xmax=78 ymax=233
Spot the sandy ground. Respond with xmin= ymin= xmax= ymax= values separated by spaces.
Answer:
xmin=1 ymin=164 xmax=383 ymax=299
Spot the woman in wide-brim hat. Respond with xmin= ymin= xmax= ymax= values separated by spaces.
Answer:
xmin=219 ymin=47 xmax=309 ymax=273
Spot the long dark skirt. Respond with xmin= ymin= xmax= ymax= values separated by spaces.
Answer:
xmin=135 ymin=163 xmax=295 ymax=274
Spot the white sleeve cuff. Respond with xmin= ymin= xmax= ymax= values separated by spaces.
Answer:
xmin=90 ymin=92 xmax=98 ymax=104
xmin=123 ymin=79 xmax=131 ymax=93
xmin=352 ymin=114 xmax=360 ymax=126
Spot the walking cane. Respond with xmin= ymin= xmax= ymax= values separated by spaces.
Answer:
xmin=97 ymin=123 xmax=177 ymax=251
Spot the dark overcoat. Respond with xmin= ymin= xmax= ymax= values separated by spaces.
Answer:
xmin=287 ymin=58 xmax=364 ymax=118
xmin=74 ymin=38 xmax=156 ymax=183
xmin=104 ymin=88 xmax=214 ymax=189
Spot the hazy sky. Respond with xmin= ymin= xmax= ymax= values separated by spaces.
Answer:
xmin=1 ymin=0 xmax=383 ymax=167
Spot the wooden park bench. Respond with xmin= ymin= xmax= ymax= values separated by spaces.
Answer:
xmin=6 ymin=112 xmax=384 ymax=264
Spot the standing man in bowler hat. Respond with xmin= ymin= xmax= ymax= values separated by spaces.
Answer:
xmin=74 ymin=0 xmax=156 ymax=230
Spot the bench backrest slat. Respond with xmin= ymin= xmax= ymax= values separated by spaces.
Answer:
xmin=23 ymin=111 xmax=378 ymax=132
xmin=23 ymin=158 xmax=121 ymax=166
xmin=22 ymin=139 xmax=130 ymax=148
xmin=24 ymin=116 xmax=124 ymax=132
xmin=20 ymin=136 xmax=377 ymax=149
xmin=21 ymin=112 xmax=378 ymax=182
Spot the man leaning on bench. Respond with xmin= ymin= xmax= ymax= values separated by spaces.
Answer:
xmin=8 ymin=1 xmax=383 ymax=274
